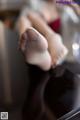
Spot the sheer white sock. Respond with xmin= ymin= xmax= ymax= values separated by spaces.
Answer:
xmin=20 ymin=27 xmax=52 ymax=71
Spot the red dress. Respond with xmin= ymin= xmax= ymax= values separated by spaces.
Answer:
xmin=48 ymin=18 xmax=61 ymax=33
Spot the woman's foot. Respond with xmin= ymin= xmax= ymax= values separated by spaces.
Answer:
xmin=47 ymin=34 xmax=68 ymax=67
xmin=27 ymin=11 xmax=68 ymax=68
xmin=20 ymin=27 xmax=52 ymax=71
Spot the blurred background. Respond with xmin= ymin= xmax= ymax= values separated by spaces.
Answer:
xmin=0 ymin=0 xmax=80 ymax=63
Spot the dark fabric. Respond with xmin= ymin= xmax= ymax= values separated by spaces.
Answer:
xmin=23 ymin=65 xmax=80 ymax=120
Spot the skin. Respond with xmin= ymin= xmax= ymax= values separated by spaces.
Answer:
xmin=39 ymin=0 xmax=60 ymax=23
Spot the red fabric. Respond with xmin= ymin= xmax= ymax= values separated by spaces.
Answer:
xmin=48 ymin=18 xmax=61 ymax=33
